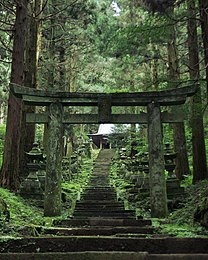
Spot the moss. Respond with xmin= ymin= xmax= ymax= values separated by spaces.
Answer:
xmin=0 ymin=187 xmax=43 ymax=238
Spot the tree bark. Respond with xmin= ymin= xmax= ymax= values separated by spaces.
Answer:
xmin=199 ymin=0 xmax=208 ymax=95
xmin=0 ymin=0 xmax=28 ymax=190
xmin=43 ymin=1 xmax=56 ymax=151
xmin=187 ymin=0 xmax=207 ymax=183
xmin=167 ymin=11 xmax=190 ymax=180
xmin=24 ymin=0 xmax=42 ymax=151
xmin=19 ymin=0 xmax=43 ymax=179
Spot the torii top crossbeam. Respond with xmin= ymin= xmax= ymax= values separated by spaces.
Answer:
xmin=10 ymin=83 xmax=198 ymax=106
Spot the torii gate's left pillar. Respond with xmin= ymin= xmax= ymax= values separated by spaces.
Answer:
xmin=44 ymin=102 xmax=64 ymax=216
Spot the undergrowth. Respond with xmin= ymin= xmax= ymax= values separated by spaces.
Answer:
xmin=0 ymin=149 xmax=99 ymax=239
xmin=0 ymin=188 xmax=43 ymax=239
xmin=154 ymin=180 xmax=208 ymax=237
xmin=168 ymin=180 xmax=208 ymax=225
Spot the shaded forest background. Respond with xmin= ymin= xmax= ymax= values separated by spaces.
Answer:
xmin=0 ymin=0 xmax=208 ymax=191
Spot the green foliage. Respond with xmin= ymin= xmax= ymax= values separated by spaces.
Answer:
xmin=154 ymin=220 xmax=205 ymax=238
xmin=180 ymin=174 xmax=193 ymax=188
xmin=35 ymin=124 xmax=44 ymax=144
xmin=0 ymin=187 xmax=43 ymax=238
xmin=168 ymin=180 xmax=208 ymax=226
xmin=0 ymin=124 xmax=6 ymax=139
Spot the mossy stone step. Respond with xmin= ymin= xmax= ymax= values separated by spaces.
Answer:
xmin=77 ymin=200 xmax=122 ymax=204
xmin=73 ymin=209 xmax=135 ymax=214
xmin=72 ymin=215 xmax=136 ymax=219
xmin=0 ymin=252 xmax=149 ymax=260
xmin=55 ymin=218 xmax=150 ymax=227
xmin=1 ymin=237 xmax=208 ymax=254
xmin=76 ymin=201 xmax=122 ymax=205
xmin=1 ymin=252 xmax=208 ymax=259
xmin=81 ymin=196 xmax=117 ymax=200
xmin=82 ymin=190 xmax=115 ymax=193
xmin=75 ymin=206 xmax=125 ymax=210
xmin=43 ymin=226 xmax=155 ymax=236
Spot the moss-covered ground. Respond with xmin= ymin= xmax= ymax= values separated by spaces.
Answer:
xmin=0 ymin=151 xmax=97 ymax=240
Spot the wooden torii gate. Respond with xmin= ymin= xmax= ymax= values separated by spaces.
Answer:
xmin=11 ymin=83 xmax=197 ymax=218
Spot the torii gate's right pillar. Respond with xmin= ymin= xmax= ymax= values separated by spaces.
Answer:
xmin=148 ymin=101 xmax=168 ymax=218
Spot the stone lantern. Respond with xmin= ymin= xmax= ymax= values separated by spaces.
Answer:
xmin=164 ymin=143 xmax=177 ymax=178
xmin=141 ymin=152 xmax=149 ymax=174
xmin=19 ymin=143 xmax=44 ymax=200
xmin=164 ymin=143 xmax=184 ymax=199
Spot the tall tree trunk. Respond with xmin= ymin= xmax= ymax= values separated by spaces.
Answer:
xmin=59 ymin=45 xmax=66 ymax=90
xmin=19 ymin=0 xmax=43 ymax=178
xmin=199 ymin=0 xmax=208 ymax=95
xmin=152 ymin=45 xmax=159 ymax=90
xmin=0 ymin=0 xmax=28 ymax=190
xmin=43 ymin=0 xmax=56 ymax=151
xmin=167 ymin=11 xmax=190 ymax=180
xmin=48 ymin=4 xmax=56 ymax=89
xmin=24 ymin=0 xmax=42 ymax=152
xmin=187 ymin=0 xmax=207 ymax=183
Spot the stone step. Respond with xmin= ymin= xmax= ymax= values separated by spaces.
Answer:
xmin=73 ymin=213 xmax=134 ymax=218
xmin=83 ymin=189 xmax=115 ymax=192
xmin=77 ymin=200 xmax=121 ymax=204
xmin=83 ymin=192 xmax=115 ymax=195
xmin=54 ymin=218 xmax=149 ymax=227
xmin=75 ymin=204 xmax=124 ymax=209
xmin=75 ymin=206 xmax=125 ymax=210
xmin=81 ymin=196 xmax=117 ymax=200
xmin=89 ymin=178 xmax=110 ymax=182
xmin=81 ymin=194 xmax=117 ymax=198
xmin=76 ymin=200 xmax=123 ymax=204
xmin=88 ymin=180 xmax=110 ymax=184
xmin=82 ymin=190 xmax=115 ymax=193
xmin=72 ymin=214 xmax=136 ymax=219
xmin=72 ymin=215 xmax=136 ymax=219
xmin=43 ymin=226 xmax=155 ymax=236
xmin=73 ymin=209 xmax=135 ymax=214
xmin=0 ymin=252 xmax=149 ymax=260
xmin=149 ymin=254 xmax=208 ymax=259
xmin=1 ymin=253 xmax=208 ymax=260
xmin=1 ymin=237 xmax=208 ymax=254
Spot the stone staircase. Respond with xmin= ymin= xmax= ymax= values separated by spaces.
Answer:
xmin=1 ymin=149 xmax=208 ymax=259
xmin=52 ymin=149 xmax=155 ymax=237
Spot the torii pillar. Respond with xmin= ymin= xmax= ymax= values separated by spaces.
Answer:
xmin=44 ymin=102 xmax=64 ymax=216
xmin=148 ymin=101 xmax=168 ymax=218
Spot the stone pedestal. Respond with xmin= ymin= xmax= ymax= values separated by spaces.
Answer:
xmin=19 ymin=163 xmax=43 ymax=200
